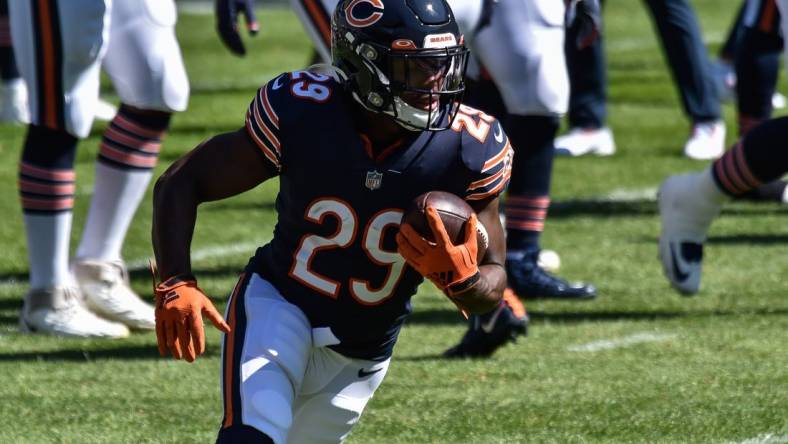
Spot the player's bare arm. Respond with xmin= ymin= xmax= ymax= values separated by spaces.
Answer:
xmin=151 ymin=128 xmax=274 ymax=362
xmin=152 ymin=128 xmax=273 ymax=278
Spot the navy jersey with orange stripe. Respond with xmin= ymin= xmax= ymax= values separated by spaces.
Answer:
xmin=244 ymin=69 xmax=512 ymax=361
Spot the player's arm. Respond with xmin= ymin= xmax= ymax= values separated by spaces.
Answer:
xmin=152 ymin=128 xmax=274 ymax=279
xmin=151 ymin=128 xmax=275 ymax=362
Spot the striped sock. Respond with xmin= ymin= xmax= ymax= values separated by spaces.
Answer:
xmin=19 ymin=162 xmax=75 ymax=288
xmin=76 ymin=107 xmax=170 ymax=261
xmin=505 ymin=194 xmax=550 ymax=253
xmin=711 ymin=141 xmax=762 ymax=197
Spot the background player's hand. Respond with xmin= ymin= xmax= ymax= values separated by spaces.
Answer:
xmin=396 ymin=207 xmax=481 ymax=297
xmin=154 ymin=275 xmax=231 ymax=362
xmin=215 ymin=0 xmax=259 ymax=56
xmin=567 ymin=0 xmax=601 ymax=50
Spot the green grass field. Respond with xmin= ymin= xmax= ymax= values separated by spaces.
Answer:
xmin=1 ymin=2 xmax=787 ymax=443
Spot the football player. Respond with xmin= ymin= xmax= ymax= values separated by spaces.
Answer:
xmin=659 ymin=0 xmax=788 ymax=294
xmin=10 ymin=0 xmax=189 ymax=337
xmin=290 ymin=0 xmax=598 ymax=359
xmin=152 ymin=1 xmax=514 ymax=442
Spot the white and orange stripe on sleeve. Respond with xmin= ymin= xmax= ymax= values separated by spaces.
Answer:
xmin=465 ymin=140 xmax=513 ymax=201
xmin=245 ymin=83 xmax=283 ymax=173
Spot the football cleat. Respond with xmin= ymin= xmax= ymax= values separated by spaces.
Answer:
xmin=555 ymin=127 xmax=616 ymax=157
xmin=506 ymin=250 xmax=596 ymax=300
xmin=0 ymin=79 xmax=30 ymax=125
xmin=443 ymin=293 xmax=528 ymax=358
xmin=684 ymin=120 xmax=725 ymax=160
xmin=19 ymin=286 xmax=130 ymax=338
xmin=73 ymin=259 xmax=155 ymax=330
xmin=658 ymin=173 xmax=721 ymax=294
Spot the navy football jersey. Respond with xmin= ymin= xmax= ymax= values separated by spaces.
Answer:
xmin=243 ymin=69 xmax=512 ymax=361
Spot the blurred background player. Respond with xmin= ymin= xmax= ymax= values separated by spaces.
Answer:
xmin=1 ymin=1 xmax=116 ymax=124
xmin=0 ymin=0 xmax=28 ymax=124
xmin=9 ymin=0 xmax=189 ymax=337
xmin=446 ymin=0 xmax=600 ymax=358
xmin=290 ymin=0 xmax=598 ymax=359
xmin=659 ymin=0 xmax=788 ymax=294
xmin=556 ymin=0 xmax=726 ymax=160
xmin=659 ymin=116 xmax=788 ymax=294
xmin=712 ymin=0 xmax=788 ymax=203
xmin=215 ymin=0 xmax=260 ymax=56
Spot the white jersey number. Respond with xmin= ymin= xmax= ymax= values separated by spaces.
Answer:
xmin=290 ymin=70 xmax=332 ymax=102
xmin=289 ymin=199 xmax=406 ymax=305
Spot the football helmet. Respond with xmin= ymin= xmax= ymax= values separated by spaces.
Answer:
xmin=331 ymin=0 xmax=469 ymax=131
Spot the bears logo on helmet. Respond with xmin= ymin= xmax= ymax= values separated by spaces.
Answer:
xmin=331 ymin=0 xmax=469 ymax=131
xmin=345 ymin=0 xmax=385 ymax=28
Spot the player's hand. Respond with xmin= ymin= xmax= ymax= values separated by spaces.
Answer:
xmin=154 ymin=275 xmax=231 ymax=362
xmin=567 ymin=0 xmax=601 ymax=50
xmin=215 ymin=0 xmax=259 ymax=56
xmin=396 ymin=207 xmax=481 ymax=297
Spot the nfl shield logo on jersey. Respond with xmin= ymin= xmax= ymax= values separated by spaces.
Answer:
xmin=365 ymin=170 xmax=383 ymax=190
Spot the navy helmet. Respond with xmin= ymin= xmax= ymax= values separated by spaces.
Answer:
xmin=331 ymin=0 xmax=469 ymax=131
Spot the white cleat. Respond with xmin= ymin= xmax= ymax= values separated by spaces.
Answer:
xmin=73 ymin=259 xmax=155 ymax=330
xmin=657 ymin=174 xmax=722 ymax=295
xmin=0 ymin=79 xmax=30 ymax=125
xmin=683 ymin=120 xmax=726 ymax=160
xmin=20 ymin=286 xmax=130 ymax=338
xmin=555 ymin=127 xmax=616 ymax=157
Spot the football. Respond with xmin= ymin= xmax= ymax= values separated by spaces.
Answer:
xmin=401 ymin=191 xmax=489 ymax=261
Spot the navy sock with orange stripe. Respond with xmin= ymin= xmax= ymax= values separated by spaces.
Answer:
xmin=503 ymin=115 xmax=558 ymax=253
xmin=712 ymin=116 xmax=788 ymax=197
xmin=19 ymin=125 xmax=78 ymax=288
xmin=19 ymin=124 xmax=77 ymax=214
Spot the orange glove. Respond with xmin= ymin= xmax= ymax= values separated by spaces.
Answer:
xmin=154 ymin=274 xmax=231 ymax=362
xmin=396 ymin=206 xmax=481 ymax=297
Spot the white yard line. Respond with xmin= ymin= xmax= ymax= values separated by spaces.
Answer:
xmin=604 ymin=186 xmax=658 ymax=202
xmin=727 ymin=433 xmax=788 ymax=444
xmin=567 ymin=332 xmax=676 ymax=352
xmin=0 ymin=279 xmax=25 ymax=291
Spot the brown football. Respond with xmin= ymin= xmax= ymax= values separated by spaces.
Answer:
xmin=401 ymin=191 xmax=488 ymax=261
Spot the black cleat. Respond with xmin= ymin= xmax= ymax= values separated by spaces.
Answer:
xmin=443 ymin=298 xmax=528 ymax=358
xmin=506 ymin=250 xmax=596 ymax=300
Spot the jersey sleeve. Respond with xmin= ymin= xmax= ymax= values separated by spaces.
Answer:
xmin=463 ymin=119 xmax=514 ymax=201
xmin=245 ymin=77 xmax=284 ymax=174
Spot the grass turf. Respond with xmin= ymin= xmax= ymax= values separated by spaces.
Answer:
xmin=0 ymin=2 xmax=786 ymax=443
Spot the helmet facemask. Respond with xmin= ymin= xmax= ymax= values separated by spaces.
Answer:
xmin=386 ymin=45 xmax=469 ymax=131
xmin=335 ymin=35 xmax=469 ymax=131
